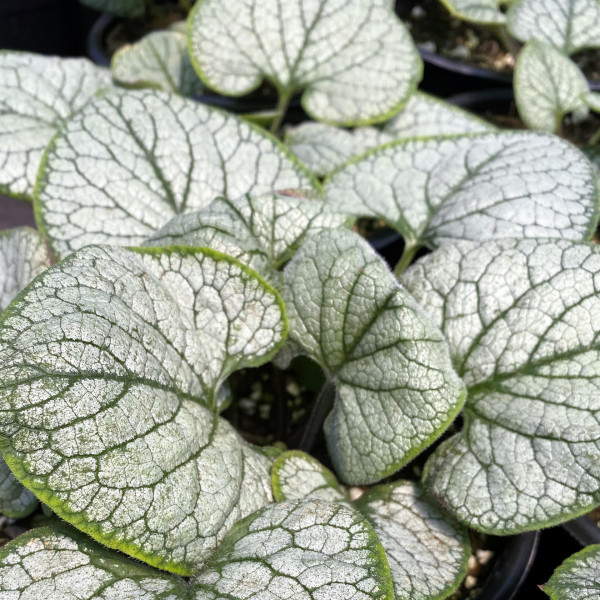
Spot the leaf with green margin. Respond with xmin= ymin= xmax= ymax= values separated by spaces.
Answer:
xmin=79 ymin=0 xmax=147 ymax=17
xmin=112 ymin=31 xmax=204 ymax=96
xmin=355 ymin=482 xmax=470 ymax=600
xmin=283 ymin=229 xmax=465 ymax=485
xmin=0 ymin=525 xmax=188 ymax=599
xmin=401 ymin=238 xmax=600 ymax=534
xmin=0 ymin=244 xmax=287 ymax=573
xmin=273 ymin=451 xmax=470 ymax=600
xmin=144 ymin=190 xmax=353 ymax=281
xmin=187 ymin=0 xmax=422 ymax=126
xmin=194 ymin=498 xmax=393 ymax=600
xmin=437 ymin=0 xmax=505 ymax=24
xmin=507 ymin=0 xmax=600 ymax=55
xmin=0 ymin=52 xmax=112 ymax=202
xmin=543 ymin=544 xmax=600 ymax=599
xmin=35 ymin=89 xmax=316 ymax=260
xmin=325 ymin=131 xmax=599 ymax=256
xmin=0 ymin=228 xmax=53 ymax=518
xmin=272 ymin=450 xmax=349 ymax=504
xmin=285 ymin=92 xmax=494 ymax=178
xmin=515 ymin=41 xmax=590 ymax=133
xmin=0 ymin=500 xmax=394 ymax=600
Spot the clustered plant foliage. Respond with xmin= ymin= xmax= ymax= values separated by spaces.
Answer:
xmin=1 ymin=1 xmax=600 ymax=599
xmin=431 ymin=0 xmax=600 ymax=135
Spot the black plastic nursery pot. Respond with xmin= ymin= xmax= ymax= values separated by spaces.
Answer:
xmin=563 ymin=514 xmax=600 ymax=546
xmin=448 ymin=87 xmax=516 ymax=120
xmin=416 ymin=47 xmax=512 ymax=98
xmin=0 ymin=0 xmax=93 ymax=57
xmin=394 ymin=0 xmax=513 ymax=97
xmin=478 ymin=531 xmax=539 ymax=600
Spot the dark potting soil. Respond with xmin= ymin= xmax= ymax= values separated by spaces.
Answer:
xmin=401 ymin=0 xmax=600 ymax=84
xmin=103 ymin=2 xmax=187 ymax=58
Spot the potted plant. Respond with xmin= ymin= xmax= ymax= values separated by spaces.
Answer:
xmin=397 ymin=0 xmax=600 ymax=96
xmin=86 ymin=0 xmax=423 ymax=127
xmin=2 ymin=3 xmax=600 ymax=595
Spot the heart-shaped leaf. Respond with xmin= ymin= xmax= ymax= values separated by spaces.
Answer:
xmin=0 ymin=500 xmax=393 ymax=600
xmin=285 ymin=92 xmax=494 ymax=178
xmin=187 ymin=0 xmax=422 ymax=125
xmin=79 ymin=0 xmax=147 ymax=18
xmin=507 ymin=0 xmax=600 ymax=55
xmin=0 ymin=52 xmax=112 ymax=202
xmin=0 ymin=244 xmax=287 ymax=573
xmin=112 ymin=31 xmax=204 ymax=96
xmin=543 ymin=544 xmax=600 ymax=599
xmin=355 ymin=482 xmax=470 ymax=600
xmin=437 ymin=0 xmax=505 ymax=24
xmin=514 ymin=41 xmax=589 ymax=132
xmin=0 ymin=228 xmax=53 ymax=518
xmin=402 ymin=239 xmax=600 ymax=533
xmin=144 ymin=191 xmax=353 ymax=281
xmin=194 ymin=498 xmax=393 ymax=600
xmin=0 ymin=525 xmax=188 ymax=599
xmin=273 ymin=451 xmax=470 ymax=600
xmin=325 ymin=131 xmax=599 ymax=272
xmin=283 ymin=229 xmax=465 ymax=484
xmin=35 ymin=89 xmax=316 ymax=260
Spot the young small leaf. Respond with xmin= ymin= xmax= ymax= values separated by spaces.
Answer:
xmin=514 ymin=41 xmax=589 ymax=132
xmin=0 ymin=52 xmax=112 ymax=201
xmin=112 ymin=31 xmax=204 ymax=96
xmin=272 ymin=450 xmax=349 ymax=503
xmin=0 ymin=525 xmax=188 ymax=599
xmin=79 ymin=0 xmax=147 ymax=18
xmin=272 ymin=452 xmax=470 ymax=600
xmin=0 ymin=245 xmax=287 ymax=573
xmin=437 ymin=0 xmax=505 ymax=24
xmin=35 ymin=89 xmax=315 ymax=259
xmin=355 ymin=481 xmax=471 ymax=600
xmin=325 ymin=131 xmax=599 ymax=255
xmin=144 ymin=191 xmax=353 ymax=280
xmin=187 ymin=0 xmax=422 ymax=125
xmin=283 ymin=230 xmax=465 ymax=485
xmin=0 ymin=228 xmax=52 ymax=518
xmin=402 ymin=239 xmax=600 ymax=533
xmin=543 ymin=544 xmax=600 ymax=599
xmin=285 ymin=92 xmax=494 ymax=177
xmin=507 ymin=0 xmax=600 ymax=55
